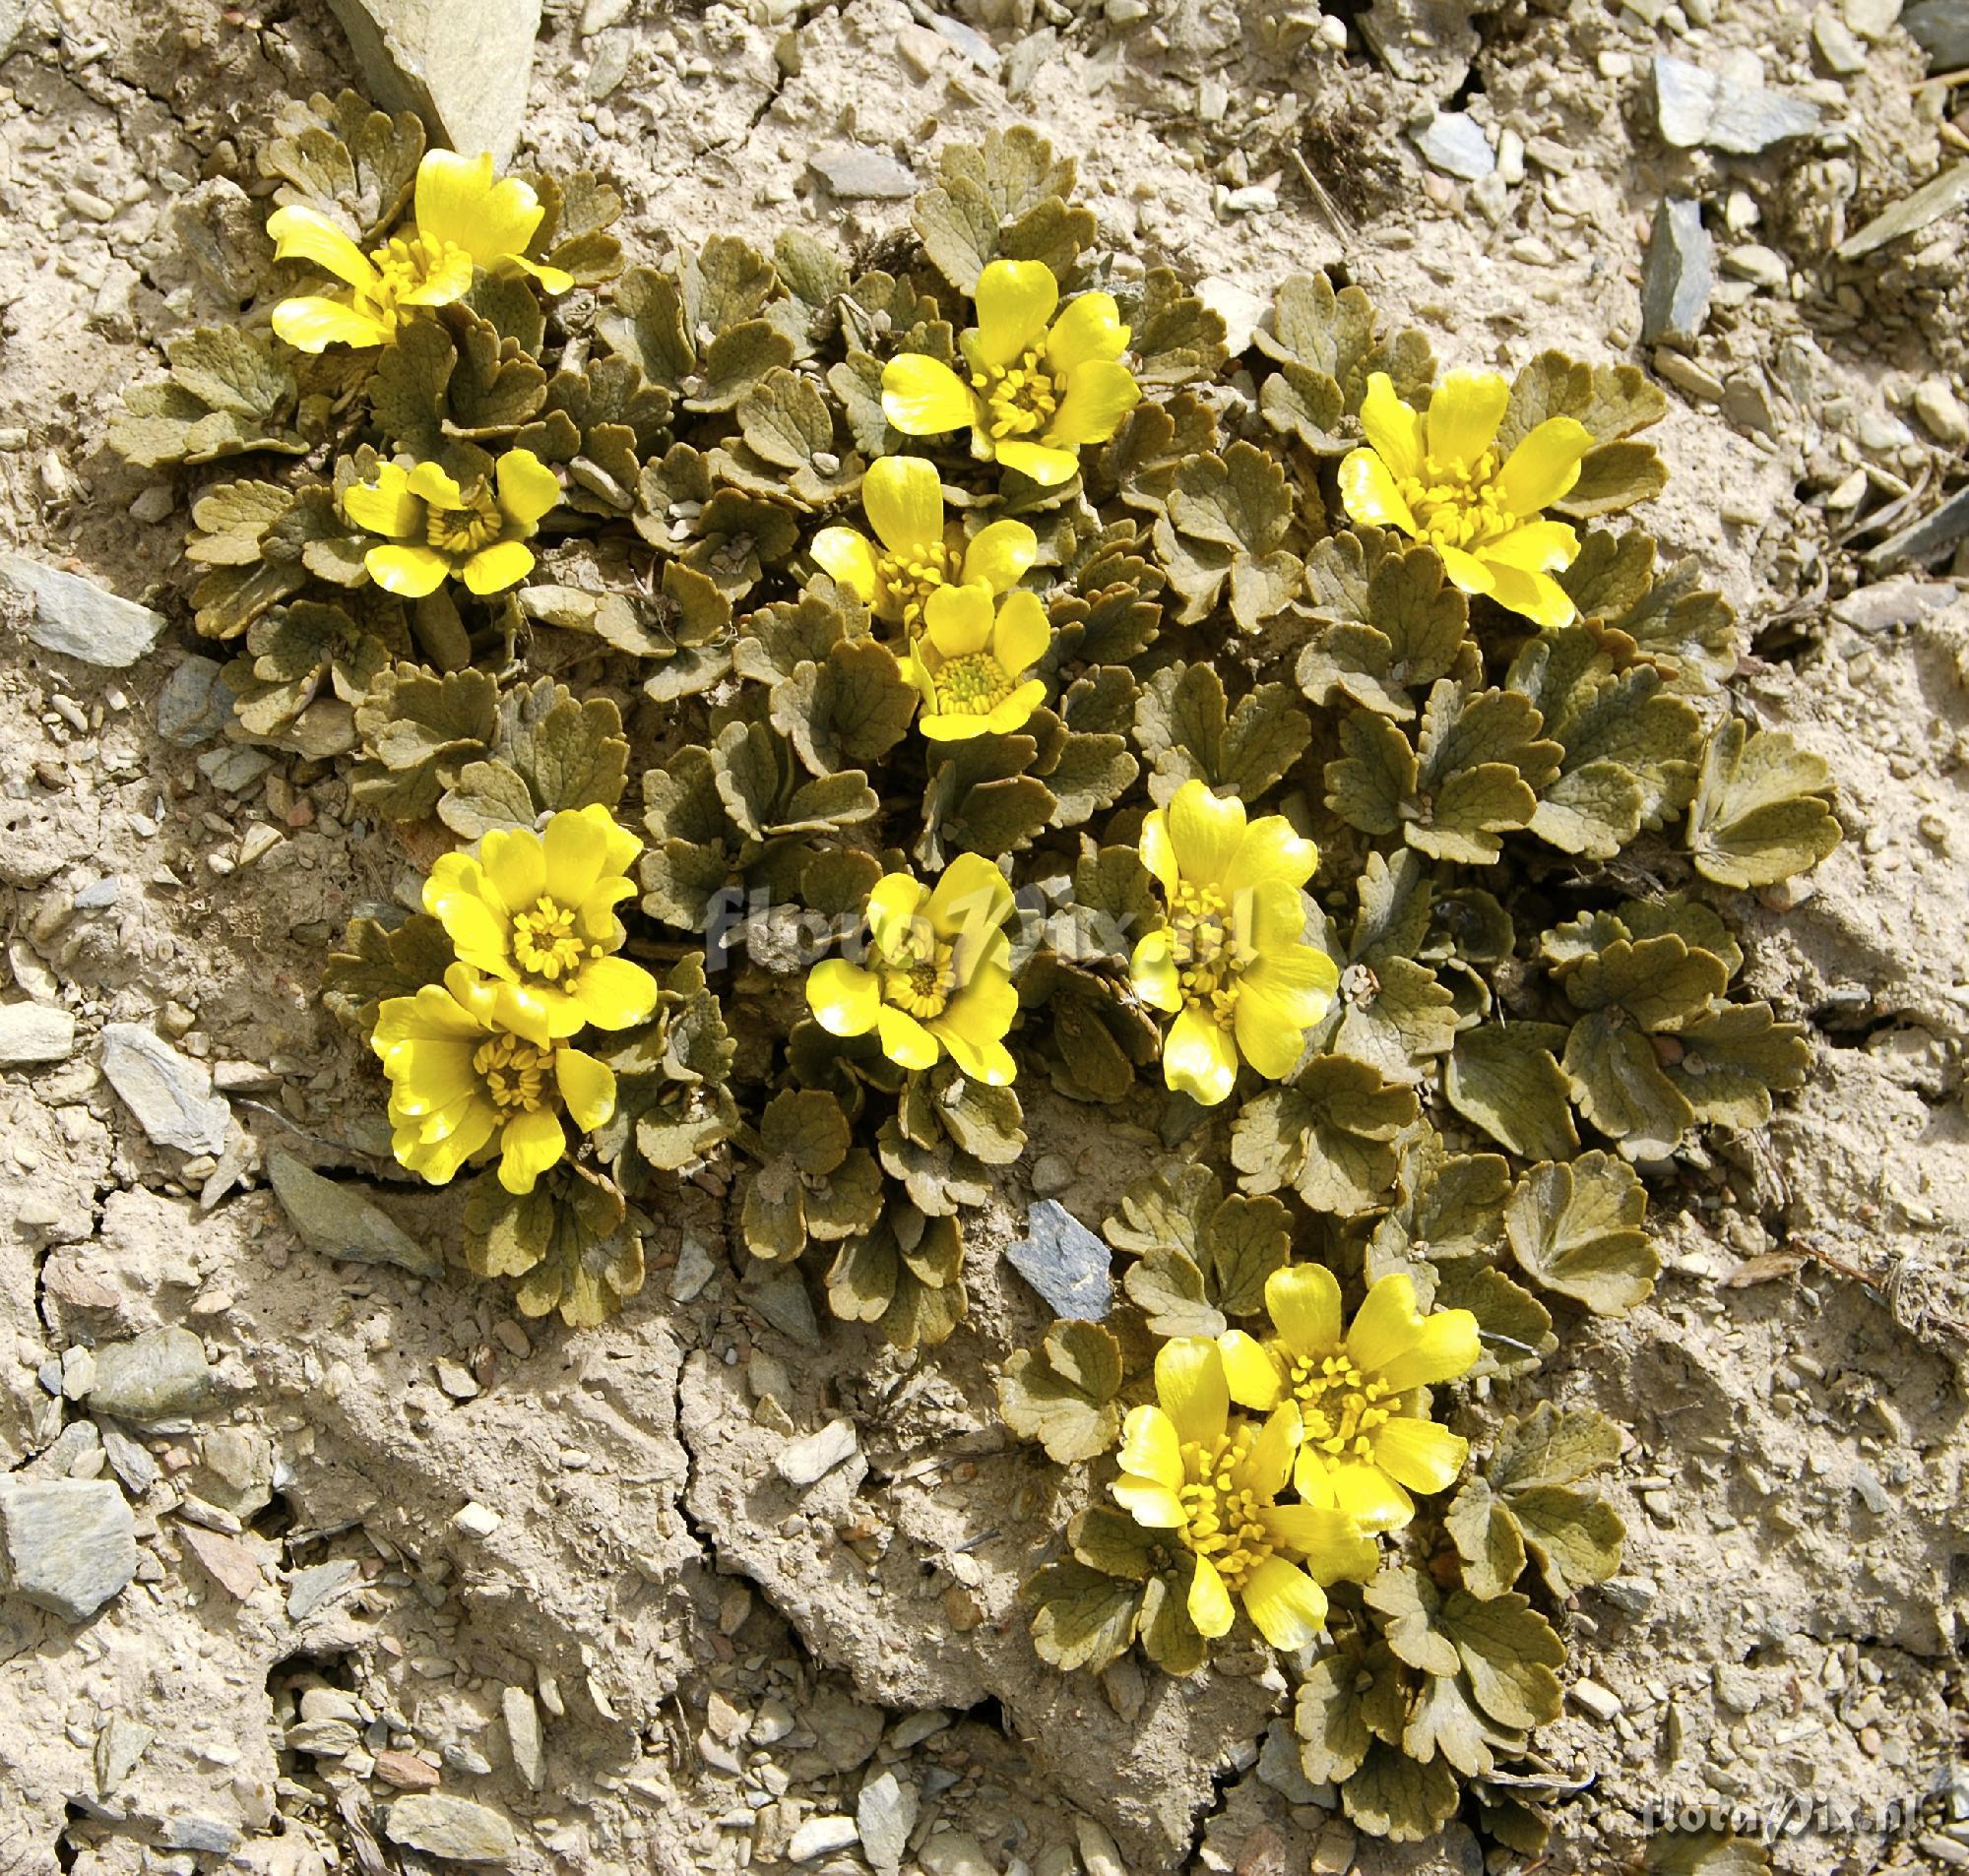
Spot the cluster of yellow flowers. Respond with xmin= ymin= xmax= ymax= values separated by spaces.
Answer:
xmin=1112 ymin=1271 xmax=1480 ymax=1648
xmin=373 ymin=807 xmax=658 ymax=1194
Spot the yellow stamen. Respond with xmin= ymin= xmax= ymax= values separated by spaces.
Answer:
xmin=427 ymin=480 xmax=506 ymax=556
xmin=1395 ymin=448 xmax=1523 ymax=553
xmin=511 ymin=897 xmax=602 ymax=983
xmin=1175 ymin=1425 xmax=1278 ymax=1593
xmin=1168 ymin=881 xmax=1254 ymax=1030
xmin=876 ymin=919 xmax=956 ymax=1020
xmin=1288 ymin=1351 xmax=1395 ymax=1460
xmin=932 ymin=651 xmax=1013 ymax=715
xmin=969 ymin=345 xmax=1061 ymax=442
xmin=876 ymin=538 xmax=961 ymax=633
xmin=473 ymin=1032 xmax=555 ymax=1114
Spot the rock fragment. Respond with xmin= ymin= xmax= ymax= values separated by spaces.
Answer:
xmin=95 ymin=1714 xmax=155 ymax=1794
xmin=1652 ymin=53 xmax=1822 ymax=154
xmin=1640 ymin=197 xmax=1712 ymax=346
xmin=323 ymin=0 xmax=540 ymax=168
xmin=383 ymin=1794 xmax=519 ymax=1864
xmin=89 ymin=1327 xmax=215 ymax=1424
xmin=177 ymin=1522 xmax=264 ymax=1599
xmin=0 ymin=1002 xmax=76 ymax=1065
xmin=774 ymin=1417 xmax=858 ymax=1488
xmin=1006 ymin=1200 xmax=1112 ymax=1320
xmin=857 ymin=1769 xmax=918 ymax=1872
xmin=157 ymin=655 xmax=231 ymax=745
xmin=503 ymin=1685 xmax=543 ymax=1789
xmin=99 ymin=1025 xmax=231 ymax=1156
xmin=287 ymin=1557 xmax=362 ymax=1621
xmin=790 ymin=1816 xmax=860 ymax=1862
xmin=1411 ymin=111 xmax=1494 ymax=180
xmin=809 ymin=146 xmax=918 ymax=199
xmin=0 ymin=1476 xmax=138 ymax=1620
xmin=268 ymin=1150 xmax=443 ymax=1279
xmin=0 ymin=554 xmax=166 ymax=668
xmin=1836 ymin=163 xmax=1969 ymax=260
xmin=1907 ymin=0 xmax=1969 ymax=68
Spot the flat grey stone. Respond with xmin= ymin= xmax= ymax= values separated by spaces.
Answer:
xmin=503 ymin=1685 xmax=543 ymax=1789
xmin=857 ymin=1769 xmax=918 ymax=1872
xmin=1412 ymin=110 xmax=1494 ymax=180
xmin=1006 ymin=1199 xmax=1112 ymax=1320
xmin=95 ymin=1714 xmax=155 ymax=1794
xmin=1653 ymin=53 xmax=1822 ymax=154
xmin=1908 ymin=0 xmax=1969 ymax=69
xmin=99 ymin=1024 xmax=231 ymax=1155
xmin=0 ymin=1002 xmax=76 ymax=1065
xmin=1831 ymin=578 xmax=1957 ymax=635
xmin=744 ymin=1266 xmax=819 ymax=1346
xmin=268 ymin=1150 xmax=442 ymax=1279
xmin=287 ymin=1557 xmax=362 ymax=1622
xmin=774 ymin=1417 xmax=858 ymax=1488
xmin=1864 ymin=485 xmax=1969 ymax=571
xmin=1837 ymin=162 xmax=1969 ymax=260
xmin=809 ymin=146 xmax=918 ymax=200
xmin=163 ymin=1817 xmax=240 ymax=1854
xmin=323 ymin=0 xmax=541 ymax=169
xmin=384 ymin=1794 xmax=519 ymax=1864
xmin=0 ymin=555 xmax=166 ymax=668
xmin=88 ymin=1327 xmax=215 ymax=1425
xmin=1640 ymin=197 xmax=1713 ymax=345
xmin=156 ymin=655 xmax=231 ymax=746
xmin=0 ymin=1477 xmax=137 ymax=1621
xmin=790 ymin=1816 xmax=860 ymax=1862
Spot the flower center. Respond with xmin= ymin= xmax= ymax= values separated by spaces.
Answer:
xmin=877 ymin=918 xmax=956 ymax=1020
xmin=875 ymin=538 xmax=961 ymax=633
xmin=1169 ymin=882 xmax=1253 ymax=1030
xmin=473 ymin=1032 xmax=555 ymax=1114
xmin=1289 ymin=1351 xmax=1396 ymax=1459
xmin=366 ymin=231 xmax=472 ymax=329
xmin=1175 ymin=1426 xmax=1277 ymax=1594
xmin=933 ymin=651 xmax=1013 ymax=715
xmin=512 ymin=897 xmax=601 ymax=982
xmin=426 ymin=481 xmax=506 ymax=556
xmin=1395 ymin=449 xmax=1520 ymax=553
xmin=971 ymin=345 xmax=1061 ymax=442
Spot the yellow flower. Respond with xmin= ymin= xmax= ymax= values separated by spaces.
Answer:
xmin=881 ymin=260 xmax=1141 ymax=487
xmin=374 ymin=962 xmax=616 ymax=1194
xmin=806 ymin=853 xmax=1020 ymax=1085
xmin=1112 ymin=1338 xmax=1377 ymax=1650
xmin=1337 ymin=370 xmax=1595 ymax=629
xmin=1130 ymin=781 xmax=1338 ymax=1107
xmin=1219 ymin=1268 xmax=1481 ymax=1533
xmin=270 ymin=149 xmax=573 ymax=353
xmin=810 ymin=455 xmax=1038 ymax=632
xmin=900 ymin=585 xmax=1050 ymax=741
xmin=423 ymin=806 xmax=659 ymax=1044
xmin=344 ymin=449 xmax=561 ymax=597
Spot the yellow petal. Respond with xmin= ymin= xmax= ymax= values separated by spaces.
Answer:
xmin=1046 ymin=291 xmax=1128 ymax=374
xmin=1326 ymin=1458 xmax=1416 ymax=1533
xmin=400 ymin=246 xmax=476 ymax=307
xmin=1234 ymin=985 xmax=1309 ymax=1080
xmin=1217 ymin=1330 xmax=1285 ymax=1409
xmin=1370 ymin=1416 xmax=1469 ymax=1495
xmin=1358 ymin=372 xmax=1425 ymax=481
xmin=1130 ymin=929 xmax=1181 ymax=1014
xmin=395 ymin=1100 xmax=496 ymax=1185
xmin=810 ymin=526 xmax=881 ymax=604
xmin=1437 ymin=544 xmax=1495 ymax=595
xmin=991 ymin=437 xmax=1080 ymax=485
xmin=935 ymin=1024 xmax=1015 ymax=1086
xmin=866 ymin=872 xmax=928 ymax=955
xmin=463 ymin=538 xmax=535 ymax=594
xmin=920 ymin=708 xmax=986 ymax=742
xmin=1291 ymin=1451 xmax=1342 ymax=1512
xmin=981 ymin=679 xmax=1047 ymax=735
xmin=990 ymin=588 xmax=1050 ymax=676
xmin=877 ymin=1003 xmax=940 ymax=1071
xmin=1375 ymin=1309 xmax=1481 ymax=1393
xmin=427 ymin=876 xmax=515 ymax=976
xmin=496 ymin=448 xmax=561 ymax=532
xmin=973 ymin=258 xmax=1059 ymax=368
xmin=1260 ymin=1506 xmax=1378 ymax=1584
xmin=1117 ymin=1404 xmax=1184 ymax=1493
xmin=1138 ymin=809 xmax=1178 ymax=895
xmin=343 ymin=464 xmax=421 ymax=540
xmin=1426 ymin=369 xmax=1510 ymax=472
xmin=484 ymin=978 xmax=559 ymax=1047
xmin=507 ymin=253 xmax=574 ymax=294
xmin=1497 ymin=414 xmax=1593 ymax=515
xmin=1240 ymin=1402 xmax=1302 ymax=1498
xmin=1224 ymin=814 xmax=1317 ymax=896
xmin=861 ymin=454 xmax=943 ymax=556
xmin=1112 ymin=1477 xmax=1185 ymax=1528
xmin=497 ymin=1106 xmax=567 ymax=1195
xmin=1345 ymin=1272 xmax=1429 ymax=1376
xmin=1186 ymin=1553 xmax=1235 ymax=1638
xmin=1238 ymin=946 xmax=1338 ymax=1041
xmin=1265 ymin=1264 xmax=1343 ymax=1356
xmin=807 ymin=958 xmax=880 ymax=1035
xmin=554 ymin=1046 xmax=617 ymax=1133
xmin=477 ymin=828 xmax=542 ymax=911
xmin=922 ymin=582 xmax=994 ymax=657
xmin=1239 ymin=1556 xmax=1328 ymax=1651
xmin=1483 ymin=561 xmax=1578 ymax=629
xmin=375 ymin=983 xmax=484 ymax=1051
xmin=1168 ymin=780 xmax=1247 ymax=888
xmin=267 ymin=205 xmax=378 ymax=289
xmin=1047 ymin=359 xmax=1140 ymax=449
xmin=573 ymin=955 xmax=659 ymax=1030
xmin=272 ymin=296 xmax=391 ymax=352
xmin=882 ymin=354 xmax=976 ymax=435
xmin=543 ymin=806 xmax=614 ymax=906
xmin=1482 ymin=518 xmax=1579 ymax=574
xmin=960 ymin=519 xmax=1038 ymax=593
xmin=1246 ymin=878 xmax=1309 ymax=954
xmin=415 ymin=150 xmax=543 ymax=264
xmin=1153 ymin=1336 xmax=1228 ymax=1446
xmin=407 ymin=461 xmax=466 ymax=510
xmin=365 ymin=543 xmax=450 ymax=597
xmin=1338 ymin=448 xmax=1419 ymax=535
xmin=926 ymin=851 xmax=1013 ymax=945
xmin=1163 ymin=1004 xmax=1238 ymax=1106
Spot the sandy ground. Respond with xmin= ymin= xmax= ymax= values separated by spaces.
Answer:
xmin=0 ymin=0 xmax=1966 ymax=1872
